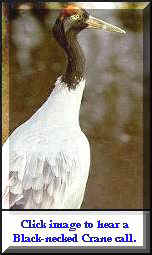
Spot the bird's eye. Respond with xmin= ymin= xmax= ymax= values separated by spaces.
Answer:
xmin=70 ymin=14 xmax=80 ymax=21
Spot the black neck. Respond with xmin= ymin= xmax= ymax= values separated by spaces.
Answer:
xmin=52 ymin=18 xmax=86 ymax=89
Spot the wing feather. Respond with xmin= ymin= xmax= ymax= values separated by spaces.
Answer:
xmin=3 ymin=149 xmax=81 ymax=209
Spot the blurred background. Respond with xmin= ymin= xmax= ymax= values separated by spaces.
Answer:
xmin=2 ymin=2 xmax=146 ymax=209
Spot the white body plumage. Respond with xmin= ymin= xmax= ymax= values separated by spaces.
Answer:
xmin=2 ymin=77 xmax=90 ymax=209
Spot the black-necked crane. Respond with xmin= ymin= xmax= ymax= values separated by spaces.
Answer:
xmin=2 ymin=4 xmax=126 ymax=209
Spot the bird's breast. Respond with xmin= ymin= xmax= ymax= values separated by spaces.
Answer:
xmin=11 ymin=124 xmax=90 ymax=162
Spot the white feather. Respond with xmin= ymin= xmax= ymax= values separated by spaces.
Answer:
xmin=2 ymin=77 xmax=90 ymax=209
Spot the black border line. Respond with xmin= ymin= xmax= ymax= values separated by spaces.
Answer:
xmin=2 ymin=208 xmax=151 ymax=211
xmin=143 ymin=3 xmax=151 ymax=210
xmin=0 ymin=1 xmax=2 ymax=199
xmin=2 ymin=0 xmax=151 ymax=4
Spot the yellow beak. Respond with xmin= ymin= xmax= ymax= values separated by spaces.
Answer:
xmin=86 ymin=15 xmax=126 ymax=34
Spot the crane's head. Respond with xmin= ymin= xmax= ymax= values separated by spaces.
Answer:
xmin=59 ymin=4 xmax=126 ymax=34
xmin=52 ymin=4 xmax=126 ymax=89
